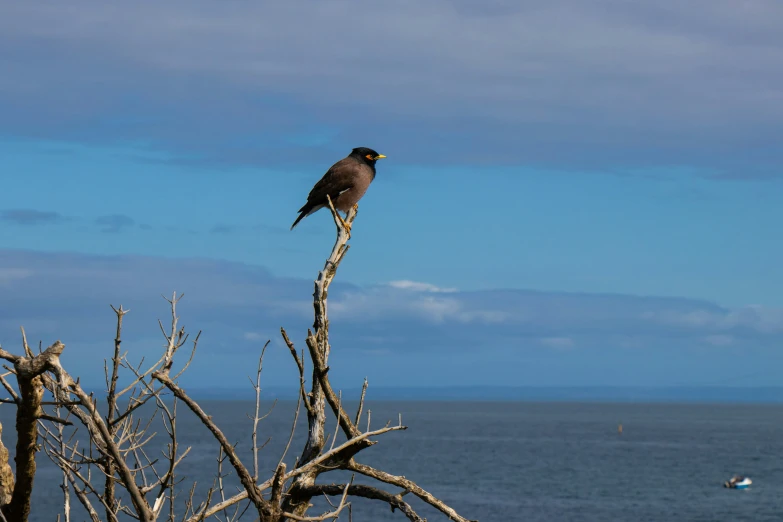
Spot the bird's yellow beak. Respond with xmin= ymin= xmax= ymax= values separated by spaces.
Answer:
xmin=374 ymin=154 xmax=386 ymax=160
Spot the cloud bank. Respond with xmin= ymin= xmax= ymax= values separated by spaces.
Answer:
xmin=0 ymin=249 xmax=780 ymax=388
xmin=1 ymin=209 xmax=66 ymax=226
xmin=0 ymin=1 xmax=780 ymax=175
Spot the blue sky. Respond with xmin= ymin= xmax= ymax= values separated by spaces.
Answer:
xmin=0 ymin=1 xmax=782 ymax=391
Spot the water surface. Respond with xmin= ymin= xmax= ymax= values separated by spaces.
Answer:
xmin=1 ymin=400 xmax=780 ymax=521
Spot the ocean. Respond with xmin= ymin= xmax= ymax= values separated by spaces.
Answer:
xmin=1 ymin=400 xmax=782 ymax=521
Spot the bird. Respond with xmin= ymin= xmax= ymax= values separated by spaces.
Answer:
xmin=290 ymin=147 xmax=386 ymax=236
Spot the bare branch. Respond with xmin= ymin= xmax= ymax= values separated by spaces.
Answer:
xmin=301 ymin=483 xmax=425 ymax=522
xmin=282 ymin=202 xmax=356 ymax=519
xmin=275 ymin=373 xmax=303 ymax=473
xmin=107 ymin=304 xmax=129 ymax=421
xmin=151 ymin=371 xmax=275 ymax=519
xmin=109 ymin=386 xmax=165 ymax=428
xmin=270 ymin=463 xmax=286 ymax=508
xmin=20 ymin=327 xmax=33 ymax=358
xmin=39 ymin=414 xmax=73 ymax=426
xmin=104 ymin=304 xmax=129 ymax=521
xmin=282 ymin=478 xmax=352 ymax=521
xmin=250 ymin=341 xmax=270 ymax=482
xmin=185 ymin=423 xmax=406 ymax=522
xmin=1 ymin=340 xmax=66 ymax=521
xmin=0 ymin=373 xmax=19 ymax=404
xmin=347 ymin=460 xmax=477 ymax=522
xmin=44 ymin=443 xmax=117 ymax=522
xmin=305 ymin=333 xmax=364 ymax=441
xmin=354 ymin=378 xmax=368 ymax=426
xmin=68 ymin=476 xmax=101 ymax=522
xmin=216 ymin=446 xmax=227 ymax=512
xmin=281 ymin=329 xmax=312 ymax=416
xmin=0 ymin=194 xmax=474 ymax=522
xmin=0 ymin=423 xmax=14 ymax=507
xmin=48 ymin=360 xmax=154 ymax=521
xmin=328 ymin=391 xmax=343 ymax=452
xmin=53 ymin=406 xmax=72 ymax=522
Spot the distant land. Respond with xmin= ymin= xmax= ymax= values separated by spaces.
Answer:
xmin=185 ymin=386 xmax=783 ymax=404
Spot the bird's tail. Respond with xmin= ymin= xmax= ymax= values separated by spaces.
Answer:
xmin=291 ymin=202 xmax=320 ymax=230
xmin=290 ymin=212 xmax=306 ymax=230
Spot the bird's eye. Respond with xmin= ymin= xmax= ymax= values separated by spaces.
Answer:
xmin=366 ymin=154 xmax=374 ymax=160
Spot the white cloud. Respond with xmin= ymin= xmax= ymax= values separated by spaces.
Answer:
xmin=644 ymin=305 xmax=783 ymax=334
xmin=1 ymin=249 xmax=781 ymax=369
xmin=331 ymin=289 xmax=462 ymax=324
xmin=409 ymin=295 xmax=462 ymax=323
xmin=387 ymin=280 xmax=458 ymax=293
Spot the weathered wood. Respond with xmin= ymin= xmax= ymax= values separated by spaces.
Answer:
xmin=0 ymin=423 xmax=14 ymax=506
xmin=0 ymin=341 xmax=65 ymax=521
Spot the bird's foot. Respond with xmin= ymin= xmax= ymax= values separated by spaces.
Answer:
xmin=338 ymin=213 xmax=352 ymax=239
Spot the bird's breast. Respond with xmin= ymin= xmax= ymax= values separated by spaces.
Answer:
xmin=334 ymin=170 xmax=374 ymax=211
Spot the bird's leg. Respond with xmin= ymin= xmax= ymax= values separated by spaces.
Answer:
xmin=337 ymin=211 xmax=352 ymax=238
xmin=340 ymin=204 xmax=358 ymax=238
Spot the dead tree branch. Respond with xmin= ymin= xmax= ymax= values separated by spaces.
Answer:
xmin=0 ymin=198 xmax=474 ymax=522
xmin=300 ymin=483 xmax=424 ymax=522
xmin=347 ymin=460 xmax=478 ymax=522
xmin=105 ymin=304 xmax=129 ymax=520
xmin=0 ymin=423 xmax=13 ymax=507
xmin=281 ymin=199 xmax=357 ymax=518
xmin=151 ymin=371 xmax=277 ymax=520
xmin=0 ymin=340 xmax=66 ymax=521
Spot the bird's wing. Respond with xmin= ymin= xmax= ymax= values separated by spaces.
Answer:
xmin=302 ymin=158 xmax=362 ymax=208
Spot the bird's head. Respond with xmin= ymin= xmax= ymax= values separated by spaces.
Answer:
xmin=351 ymin=147 xmax=386 ymax=166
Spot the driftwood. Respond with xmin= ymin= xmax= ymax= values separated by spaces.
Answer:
xmin=0 ymin=199 xmax=476 ymax=522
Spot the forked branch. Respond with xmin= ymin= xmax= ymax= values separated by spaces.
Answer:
xmin=0 ymin=197 xmax=474 ymax=522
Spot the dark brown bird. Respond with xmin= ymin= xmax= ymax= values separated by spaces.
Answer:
xmin=290 ymin=147 xmax=386 ymax=234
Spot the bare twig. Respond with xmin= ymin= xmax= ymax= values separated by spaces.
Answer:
xmin=47 ymin=358 xmax=155 ymax=521
xmin=69 ymin=475 xmax=101 ymax=522
xmin=300 ymin=483 xmax=424 ymax=522
xmin=282 ymin=478 xmax=352 ymax=521
xmin=107 ymin=305 xmax=129 ymax=421
xmin=20 ymin=327 xmax=33 ymax=358
xmin=0 ymin=193 xmax=474 ymax=522
xmin=183 ymin=423 xmax=406 ymax=522
xmin=105 ymin=304 xmax=129 ymax=521
xmin=281 ymin=329 xmax=312 ymax=416
xmin=151 ymin=371 xmax=275 ymax=519
xmin=275 ymin=366 xmax=303 ymax=473
xmin=328 ymin=391 xmax=343 ymax=452
xmin=250 ymin=341 xmax=270 ymax=482
xmin=347 ymin=460 xmax=477 ymax=522
xmin=55 ymin=406 xmax=71 ymax=522
xmin=354 ymin=378 xmax=368 ymax=426
xmin=0 ymin=372 xmax=19 ymax=404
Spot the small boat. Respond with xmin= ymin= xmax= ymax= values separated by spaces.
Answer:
xmin=724 ymin=475 xmax=752 ymax=489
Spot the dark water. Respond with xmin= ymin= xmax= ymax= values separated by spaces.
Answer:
xmin=2 ymin=400 xmax=782 ymax=521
